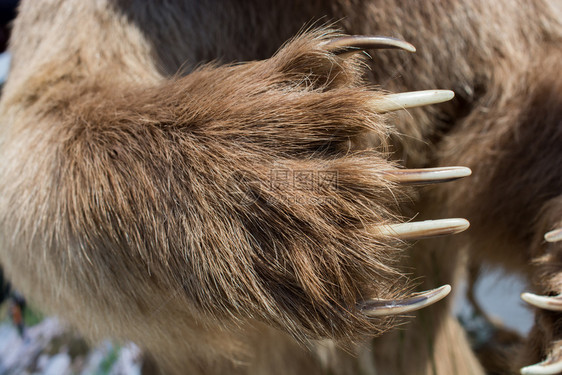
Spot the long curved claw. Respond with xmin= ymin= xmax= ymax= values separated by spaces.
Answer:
xmin=545 ymin=228 xmax=562 ymax=243
xmin=327 ymin=36 xmax=416 ymax=57
xmin=376 ymin=218 xmax=470 ymax=241
xmin=371 ymin=90 xmax=455 ymax=113
xmin=359 ymin=285 xmax=451 ymax=317
xmin=521 ymin=293 xmax=562 ymax=312
xmin=381 ymin=166 xmax=472 ymax=185
xmin=520 ymin=350 xmax=562 ymax=375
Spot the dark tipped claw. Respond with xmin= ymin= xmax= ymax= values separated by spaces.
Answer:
xmin=359 ymin=285 xmax=451 ymax=316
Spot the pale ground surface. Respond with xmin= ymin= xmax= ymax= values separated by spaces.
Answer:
xmin=0 ymin=318 xmax=142 ymax=375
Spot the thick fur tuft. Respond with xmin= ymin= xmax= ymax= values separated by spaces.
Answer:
xmin=0 ymin=28 xmax=411 ymax=367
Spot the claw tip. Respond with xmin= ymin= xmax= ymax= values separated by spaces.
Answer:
xmin=545 ymin=228 xmax=562 ymax=243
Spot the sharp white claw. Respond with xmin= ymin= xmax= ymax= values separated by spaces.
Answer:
xmin=359 ymin=285 xmax=451 ymax=316
xmin=372 ymin=90 xmax=455 ymax=113
xmin=520 ymin=353 xmax=562 ymax=375
xmin=521 ymin=293 xmax=562 ymax=312
xmin=545 ymin=228 xmax=562 ymax=243
xmin=377 ymin=218 xmax=470 ymax=240
xmin=381 ymin=166 xmax=472 ymax=185
xmin=327 ymin=36 xmax=416 ymax=55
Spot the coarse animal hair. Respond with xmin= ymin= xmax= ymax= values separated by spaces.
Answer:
xmin=0 ymin=0 xmax=560 ymax=374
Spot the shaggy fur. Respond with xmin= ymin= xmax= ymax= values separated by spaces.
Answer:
xmin=0 ymin=0 xmax=560 ymax=374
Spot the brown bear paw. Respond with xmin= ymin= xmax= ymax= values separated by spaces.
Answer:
xmin=179 ymin=30 xmax=472 ymax=343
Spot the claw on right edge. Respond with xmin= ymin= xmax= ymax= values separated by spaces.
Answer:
xmin=521 ymin=293 xmax=562 ymax=312
xmin=520 ymin=351 xmax=562 ymax=375
xmin=359 ymin=285 xmax=451 ymax=316
xmin=381 ymin=166 xmax=472 ymax=185
xmin=376 ymin=218 xmax=470 ymax=241
xmin=545 ymin=228 xmax=562 ymax=243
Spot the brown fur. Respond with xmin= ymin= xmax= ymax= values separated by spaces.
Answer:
xmin=0 ymin=0 xmax=560 ymax=374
